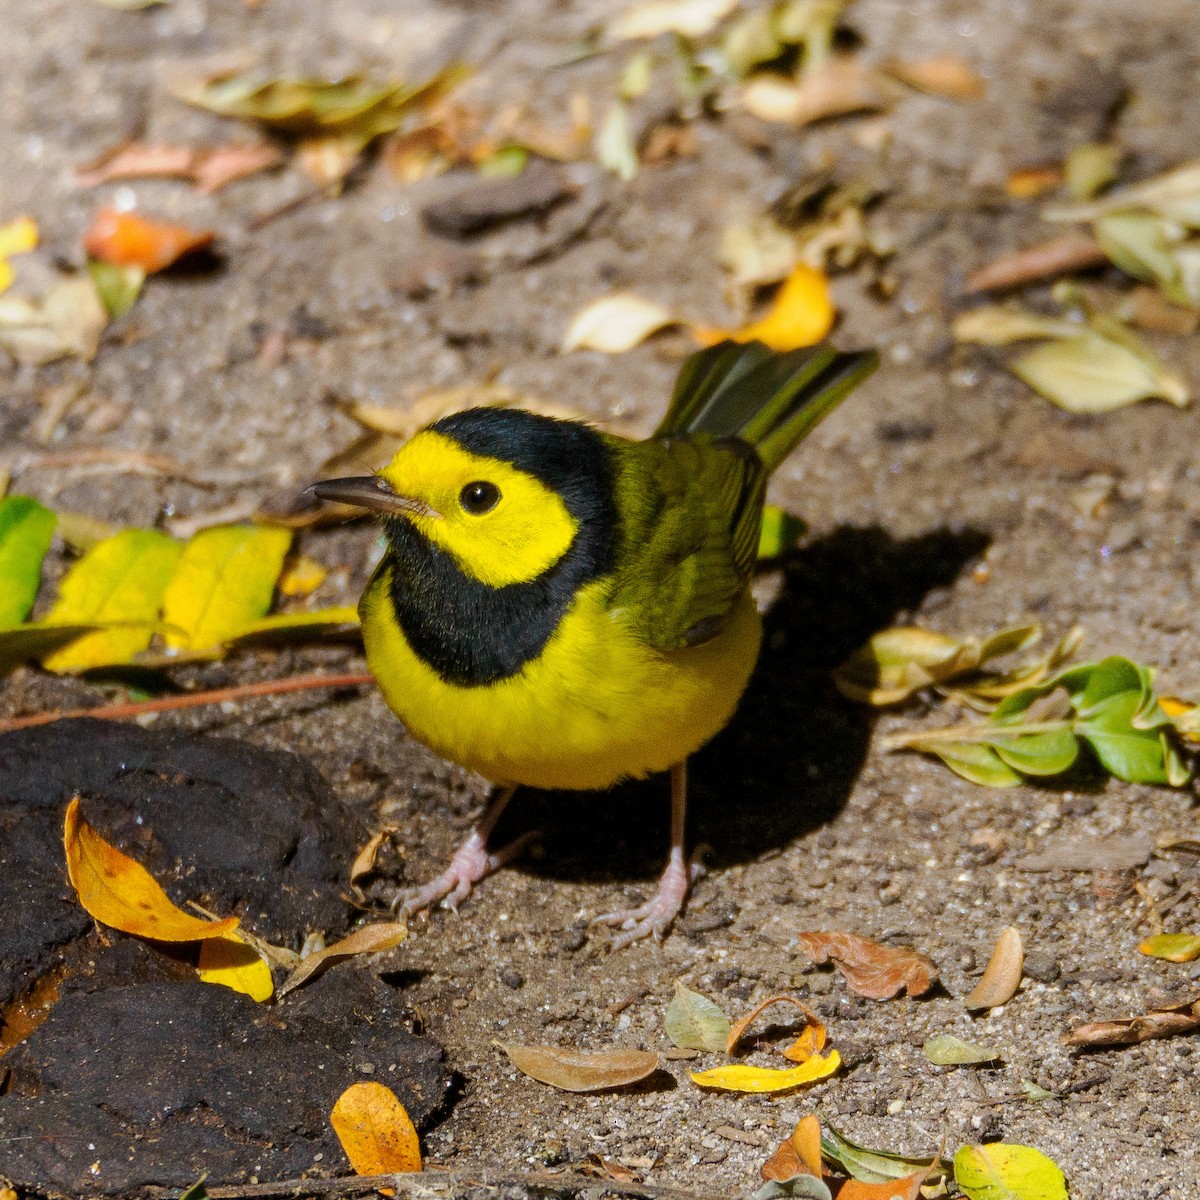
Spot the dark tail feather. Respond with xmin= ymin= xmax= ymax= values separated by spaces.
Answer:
xmin=657 ymin=340 xmax=878 ymax=474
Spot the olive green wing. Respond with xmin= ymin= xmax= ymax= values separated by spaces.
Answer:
xmin=607 ymin=434 xmax=765 ymax=650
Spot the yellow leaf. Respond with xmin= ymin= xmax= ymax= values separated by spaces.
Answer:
xmin=0 ymin=215 xmax=38 ymax=259
xmin=198 ymin=934 xmax=275 ymax=1002
xmin=694 ymin=264 xmax=834 ymax=351
xmin=690 ymin=1048 xmax=840 ymax=1093
xmin=277 ymin=553 xmax=329 ymax=597
xmin=562 ymin=292 xmax=675 ymax=353
xmin=331 ymin=1081 xmax=422 ymax=1175
xmin=161 ymin=524 xmax=292 ymax=650
xmin=953 ymin=1143 xmax=1068 ymax=1200
xmin=1139 ymin=932 xmax=1200 ymax=963
xmin=42 ymin=529 xmax=183 ymax=672
xmin=63 ymin=797 xmax=240 ymax=942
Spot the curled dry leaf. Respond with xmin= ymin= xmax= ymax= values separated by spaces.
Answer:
xmin=952 ymin=306 xmax=1084 ymax=347
xmin=498 ymin=1043 xmax=660 ymax=1092
xmin=724 ymin=994 xmax=826 ymax=1061
xmin=330 ymin=1081 xmax=422 ymax=1174
xmin=561 ymin=292 xmax=675 ymax=353
xmin=350 ymin=831 xmax=390 ymax=885
xmin=664 ymin=980 xmax=731 ymax=1053
xmin=838 ymin=1169 xmax=931 ymax=1200
xmin=1063 ymin=995 xmax=1200 ymax=1047
xmin=84 ymin=208 xmax=215 ymax=273
xmin=741 ymin=58 xmax=889 ymax=126
xmin=953 ymin=1143 xmax=1068 ymax=1200
xmin=799 ymin=930 xmax=938 ymax=999
xmin=197 ymin=934 xmax=275 ymax=1002
xmin=964 ymin=926 xmax=1023 ymax=1011
xmin=690 ymin=1050 xmax=840 ymax=1093
xmin=880 ymin=55 xmax=984 ymax=101
xmin=277 ymin=920 xmax=408 ymax=996
xmin=694 ymin=263 xmax=835 ymax=351
xmin=963 ymin=234 xmax=1108 ymax=294
xmin=820 ymin=1122 xmax=945 ymax=1187
xmin=63 ymin=796 xmax=240 ymax=942
xmin=1138 ymin=932 xmax=1200 ymax=963
xmin=761 ymin=1114 xmax=823 ymax=1183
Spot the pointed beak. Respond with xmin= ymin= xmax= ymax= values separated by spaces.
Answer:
xmin=306 ymin=476 xmax=439 ymax=519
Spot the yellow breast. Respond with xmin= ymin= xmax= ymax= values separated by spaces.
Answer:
xmin=360 ymin=566 xmax=762 ymax=791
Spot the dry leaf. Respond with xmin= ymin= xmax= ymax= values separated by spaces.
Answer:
xmin=690 ymin=1049 xmax=840 ymax=1093
xmin=694 ymin=263 xmax=835 ymax=350
xmin=0 ymin=275 xmax=109 ymax=365
xmin=881 ymin=55 xmax=984 ymax=101
xmin=498 ymin=1043 xmax=660 ymax=1092
xmin=595 ymin=100 xmax=639 ymax=181
xmin=664 ymin=981 xmax=731 ymax=1053
xmin=1063 ymin=996 xmax=1200 ymax=1047
xmin=1065 ymin=142 xmax=1121 ymax=201
xmin=278 ymin=920 xmax=408 ymax=996
xmin=741 ymin=58 xmax=888 ymax=126
xmin=63 ymin=796 xmax=240 ymax=941
xmin=952 ymin=306 xmax=1084 ymax=347
xmin=1138 ymin=932 xmax=1200 ymax=963
xmin=194 ymin=143 xmax=284 ymax=193
xmin=761 ymin=1114 xmax=824 ymax=1182
xmin=923 ymin=1033 xmax=1001 ymax=1065
xmin=724 ymin=994 xmax=826 ymax=1061
xmin=76 ymin=143 xmax=197 ymax=186
xmin=609 ymin=0 xmax=738 ymax=40
xmin=562 ymin=292 xmax=675 ymax=353
xmin=331 ymin=1081 xmax=422 ymax=1175
xmin=350 ymin=831 xmax=389 ymax=885
xmin=84 ymin=208 xmax=215 ymax=273
xmin=964 ymin=234 xmax=1108 ymax=294
xmin=197 ymin=934 xmax=275 ymax=1002
xmin=839 ymin=1170 xmax=931 ymax=1200
xmin=964 ymin=926 xmax=1023 ymax=1011
xmin=798 ymin=930 xmax=938 ymax=999
xmin=1005 ymin=165 xmax=1064 ymax=199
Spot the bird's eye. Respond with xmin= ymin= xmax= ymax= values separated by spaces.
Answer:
xmin=459 ymin=480 xmax=501 ymax=514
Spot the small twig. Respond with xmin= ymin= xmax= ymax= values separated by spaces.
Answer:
xmin=0 ymin=671 xmax=374 ymax=733
xmin=147 ymin=1168 xmax=738 ymax=1200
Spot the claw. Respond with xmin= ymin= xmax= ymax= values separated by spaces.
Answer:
xmin=592 ymin=845 xmax=704 ymax=949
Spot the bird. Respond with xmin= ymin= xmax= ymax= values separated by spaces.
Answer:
xmin=312 ymin=339 xmax=877 ymax=947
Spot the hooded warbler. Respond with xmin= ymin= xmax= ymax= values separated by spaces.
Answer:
xmin=313 ymin=339 xmax=877 ymax=947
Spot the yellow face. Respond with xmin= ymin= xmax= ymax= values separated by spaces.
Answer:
xmin=378 ymin=430 xmax=578 ymax=588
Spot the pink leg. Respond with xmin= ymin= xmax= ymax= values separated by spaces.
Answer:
xmin=592 ymin=762 xmax=702 ymax=950
xmin=396 ymin=786 xmax=527 ymax=919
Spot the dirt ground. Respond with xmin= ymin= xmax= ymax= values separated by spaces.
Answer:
xmin=2 ymin=0 xmax=1199 ymax=1197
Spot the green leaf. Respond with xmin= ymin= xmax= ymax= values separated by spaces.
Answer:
xmin=476 ymin=144 xmax=528 ymax=179
xmin=1064 ymin=142 xmax=1120 ymax=200
xmin=0 ymin=623 xmax=98 ymax=677
xmin=757 ymin=505 xmax=807 ymax=559
xmin=928 ymin=741 xmax=1024 ymax=788
xmin=923 ymin=1034 xmax=1001 ymax=1065
xmin=42 ymin=530 xmax=183 ymax=672
xmin=990 ymin=728 xmax=1079 ymax=776
xmin=1012 ymin=331 xmax=1189 ymax=412
xmin=1075 ymin=691 xmax=1174 ymax=783
xmin=819 ymin=1120 xmax=943 ymax=1186
xmin=161 ymin=525 xmax=292 ymax=651
xmin=1020 ymin=1079 xmax=1055 ymax=1102
xmin=953 ymin=1142 xmax=1068 ymax=1200
xmin=1139 ymin=932 xmax=1200 ymax=962
xmin=88 ymin=259 xmax=145 ymax=318
xmin=0 ymin=495 xmax=56 ymax=625
xmin=664 ymin=980 xmax=731 ymax=1053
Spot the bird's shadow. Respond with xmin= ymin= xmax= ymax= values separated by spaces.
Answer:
xmin=494 ymin=524 xmax=989 ymax=886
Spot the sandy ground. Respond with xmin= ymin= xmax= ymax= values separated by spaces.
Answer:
xmin=2 ymin=0 xmax=1199 ymax=1197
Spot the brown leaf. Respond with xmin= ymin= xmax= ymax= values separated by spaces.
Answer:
xmin=761 ymin=1114 xmax=823 ymax=1182
xmin=193 ymin=143 xmax=283 ymax=193
xmin=963 ymin=234 xmax=1108 ymax=294
xmin=76 ymin=143 xmax=197 ymax=186
xmin=798 ymin=930 xmax=938 ymax=999
xmin=724 ymin=994 xmax=826 ymax=1059
xmin=1063 ymin=996 xmax=1200 ymax=1047
xmin=964 ymin=926 xmax=1024 ymax=1011
xmin=498 ymin=1043 xmax=660 ymax=1092
xmin=881 ymin=55 xmax=985 ymax=101
xmin=740 ymin=58 xmax=889 ymax=126
xmin=350 ymin=831 xmax=389 ymax=885
xmin=277 ymin=920 xmax=408 ymax=996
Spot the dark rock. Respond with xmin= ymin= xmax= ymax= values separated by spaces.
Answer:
xmin=1024 ymin=951 xmax=1061 ymax=982
xmin=421 ymin=161 xmax=579 ymax=238
xmin=0 ymin=970 xmax=451 ymax=1195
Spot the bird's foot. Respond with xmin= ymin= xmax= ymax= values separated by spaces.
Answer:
xmin=592 ymin=849 xmax=705 ymax=950
xmin=395 ymin=829 xmax=535 ymax=920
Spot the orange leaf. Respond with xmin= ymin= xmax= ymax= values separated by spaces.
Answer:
xmin=798 ymin=930 xmax=938 ymax=999
xmin=63 ymin=796 xmax=239 ymax=942
xmin=724 ymin=994 xmax=826 ymax=1062
xmin=83 ymin=208 xmax=215 ymax=273
xmin=839 ymin=1167 xmax=931 ymax=1199
xmin=761 ymin=1114 xmax=823 ymax=1182
xmin=694 ymin=264 xmax=834 ymax=351
xmin=330 ymin=1081 xmax=421 ymax=1176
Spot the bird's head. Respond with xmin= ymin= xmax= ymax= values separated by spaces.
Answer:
xmin=311 ymin=407 xmax=616 ymax=587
